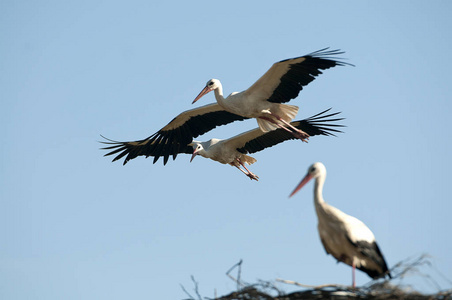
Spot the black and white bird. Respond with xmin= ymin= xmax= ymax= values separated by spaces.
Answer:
xmin=289 ymin=162 xmax=391 ymax=287
xmin=192 ymin=48 xmax=351 ymax=141
xmin=101 ymin=49 xmax=349 ymax=165
xmin=101 ymin=103 xmax=248 ymax=165
xmin=101 ymin=110 xmax=343 ymax=180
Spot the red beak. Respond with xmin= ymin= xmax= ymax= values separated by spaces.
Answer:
xmin=192 ymin=86 xmax=212 ymax=104
xmin=289 ymin=173 xmax=312 ymax=198
xmin=190 ymin=150 xmax=198 ymax=162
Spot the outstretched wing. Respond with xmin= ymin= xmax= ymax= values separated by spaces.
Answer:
xmin=222 ymin=108 xmax=344 ymax=154
xmin=101 ymin=136 xmax=194 ymax=164
xmin=101 ymin=103 xmax=248 ymax=165
xmin=244 ymin=48 xmax=352 ymax=104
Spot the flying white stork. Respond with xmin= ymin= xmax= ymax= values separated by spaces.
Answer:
xmin=289 ymin=162 xmax=391 ymax=287
xmin=101 ymin=109 xmax=343 ymax=180
xmin=101 ymin=48 xmax=349 ymax=165
xmin=192 ymin=48 xmax=351 ymax=141
xmin=101 ymin=102 xmax=250 ymax=165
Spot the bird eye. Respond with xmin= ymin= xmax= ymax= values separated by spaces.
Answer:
xmin=311 ymin=167 xmax=316 ymax=172
xmin=209 ymin=82 xmax=214 ymax=86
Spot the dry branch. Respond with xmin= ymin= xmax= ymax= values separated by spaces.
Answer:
xmin=181 ymin=255 xmax=452 ymax=300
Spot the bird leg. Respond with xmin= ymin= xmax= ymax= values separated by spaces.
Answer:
xmin=271 ymin=113 xmax=310 ymax=142
xmin=259 ymin=116 xmax=309 ymax=142
xmin=235 ymin=165 xmax=259 ymax=181
xmin=235 ymin=158 xmax=259 ymax=181
xmin=352 ymin=260 xmax=356 ymax=288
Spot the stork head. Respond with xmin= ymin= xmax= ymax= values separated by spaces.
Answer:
xmin=189 ymin=142 xmax=205 ymax=162
xmin=289 ymin=162 xmax=326 ymax=197
xmin=192 ymin=79 xmax=220 ymax=104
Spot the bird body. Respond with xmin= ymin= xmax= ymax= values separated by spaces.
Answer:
xmin=102 ymin=110 xmax=343 ymax=180
xmin=101 ymin=49 xmax=349 ymax=165
xmin=190 ymin=138 xmax=257 ymax=167
xmin=290 ymin=162 xmax=391 ymax=286
xmin=192 ymin=48 xmax=351 ymax=140
xmin=206 ymin=81 xmax=299 ymax=132
xmin=315 ymin=199 xmax=384 ymax=278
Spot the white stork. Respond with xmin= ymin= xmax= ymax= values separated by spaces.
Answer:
xmin=101 ymin=110 xmax=343 ymax=180
xmin=101 ymin=49 xmax=349 ymax=165
xmin=101 ymin=103 xmax=249 ymax=165
xmin=192 ymin=48 xmax=351 ymax=141
xmin=289 ymin=162 xmax=391 ymax=287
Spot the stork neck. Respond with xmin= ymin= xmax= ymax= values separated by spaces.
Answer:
xmin=213 ymin=85 xmax=226 ymax=107
xmin=313 ymin=175 xmax=326 ymax=205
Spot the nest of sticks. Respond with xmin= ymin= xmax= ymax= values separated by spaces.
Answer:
xmin=181 ymin=255 xmax=452 ymax=300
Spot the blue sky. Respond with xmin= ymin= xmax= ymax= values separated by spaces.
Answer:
xmin=1 ymin=1 xmax=452 ymax=299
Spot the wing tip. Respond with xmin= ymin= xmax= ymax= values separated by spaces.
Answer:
xmin=306 ymin=47 xmax=355 ymax=67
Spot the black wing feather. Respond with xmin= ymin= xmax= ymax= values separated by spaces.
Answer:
xmin=267 ymin=48 xmax=353 ymax=104
xmin=101 ymin=109 xmax=248 ymax=165
xmin=100 ymin=134 xmax=193 ymax=164
xmin=236 ymin=108 xmax=344 ymax=154
xmin=346 ymin=237 xmax=392 ymax=279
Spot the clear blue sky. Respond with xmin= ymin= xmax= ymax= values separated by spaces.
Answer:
xmin=1 ymin=1 xmax=451 ymax=299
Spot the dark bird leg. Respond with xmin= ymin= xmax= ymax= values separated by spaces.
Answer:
xmin=352 ymin=260 xmax=356 ymax=288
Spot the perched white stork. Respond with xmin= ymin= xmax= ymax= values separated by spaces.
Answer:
xmin=192 ymin=48 xmax=351 ymax=141
xmin=101 ymin=109 xmax=343 ymax=180
xmin=289 ymin=162 xmax=391 ymax=287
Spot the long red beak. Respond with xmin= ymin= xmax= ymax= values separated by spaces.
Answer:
xmin=190 ymin=151 xmax=198 ymax=162
xmin=192 ymin=86 xmax=212 ymax=104
xmin=289 ymin=173 xmax=312 ymax=198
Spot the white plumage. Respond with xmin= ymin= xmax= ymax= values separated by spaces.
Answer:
xmin=102 ymin=110 xmax=343 ymax=180
xmin=192 ymin=48 xmax=351 ymax=141
xmin=101 ymin=49 xmax=349 ymax=165
xmin=189 ymin=138 xmax=259 ymax=180
xmin=290 ymin=162 xmax=391 ymax=287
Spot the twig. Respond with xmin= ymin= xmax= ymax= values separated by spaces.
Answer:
xmin=191 ymin=275 xmax=203 ymax=300
xmin=180 ymin=283 xmax=195 ymax=300
xmin=276 ymin=278 xmax=351 ymax=289
xmin=226 ymin=259 xmax=247 ymax=289
xmin=390 ymin=253 xmax=431 ymax=279
xmin=180 ymin=275 xmax=203 ymax=300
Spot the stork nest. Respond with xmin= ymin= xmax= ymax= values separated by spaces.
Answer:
xmin=181 ymin=255 xmax=452 ymax=300
xmin=213 ymin=282 xmax=452 ymax=300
